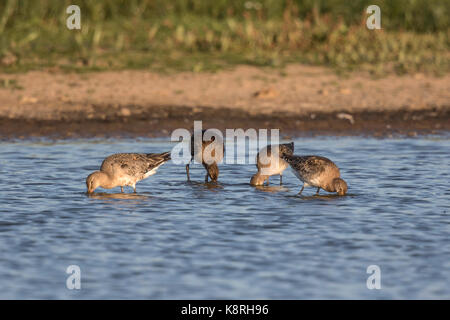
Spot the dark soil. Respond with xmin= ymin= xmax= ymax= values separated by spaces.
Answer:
xmin=1 ymin=105 xmax=448 ymax=140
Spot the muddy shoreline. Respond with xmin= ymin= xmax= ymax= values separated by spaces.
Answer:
xmin=1 ymin=105 xmax=448 ymax=140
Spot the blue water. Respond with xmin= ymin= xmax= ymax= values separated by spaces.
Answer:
xmin=0 ymin=136 xmax=449 ymax=299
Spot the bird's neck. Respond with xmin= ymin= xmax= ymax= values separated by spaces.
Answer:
xmin=98 ymin=171 xmax=118 ymax=189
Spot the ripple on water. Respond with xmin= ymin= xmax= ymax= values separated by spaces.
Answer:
xmin=0 ymin=136 xmax=449 ymax=299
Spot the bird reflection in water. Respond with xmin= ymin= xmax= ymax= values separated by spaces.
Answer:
xmin=86 ymin=192 xmax=151 ymax=201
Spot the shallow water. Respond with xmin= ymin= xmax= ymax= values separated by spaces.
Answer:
xmin=0 ymin=136 xmax=449 ymax=299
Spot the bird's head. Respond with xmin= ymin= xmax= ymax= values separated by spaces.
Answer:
xmin=333 ymin=178 xmax=348 ymax=196
xmin=86 ymin=171 xmax=104 ymax=194
xmin=250 ymin=173 xmax=267 ymax=186
xmin=207 ymin=163 xmax=219 ymax=182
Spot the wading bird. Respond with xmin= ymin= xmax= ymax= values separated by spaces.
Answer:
xmin=86 ymin=152 xmax=171 ymax=194
xmin=250 ymin=142 xmax=294 ymax=186
xmin=282 ymin=154 xmax=347 ymax=196
xmin=186 ymin=130 xmax=224 ymax=183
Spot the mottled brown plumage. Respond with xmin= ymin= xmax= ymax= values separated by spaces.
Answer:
xmin=186 ymin=130 xmax=224 ymax=182
xmin=282 ymin=154 xmax=348 ymax=196
xmin=86 ymin=152 xmax=171 ymax=193
xmin=250 ymin=142 xmax=294 ymax=186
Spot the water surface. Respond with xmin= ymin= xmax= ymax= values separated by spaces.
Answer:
xmin=0 ymin=136 xmax=449 ymax=299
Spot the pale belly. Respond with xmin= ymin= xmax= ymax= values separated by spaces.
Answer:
xmin=116 ymin=175 xmax=139 ymax=187
xmin=143 ymin=167 xmax=158 ymax=179
xmin=259 ymin=157 xmax=289 ymax=176
xmin=117 ymin=166 xmax=160 ymax=187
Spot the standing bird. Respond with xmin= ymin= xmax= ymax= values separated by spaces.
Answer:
xmin=186 ymin=130 xmax=224 ymax=182
xmin=250 ymin=142 xmax=294 ymax=186
xmin=86 ymin=152 xmax=171 ymax=194
xmin=282 ymin=154 xmax=348 ymax=196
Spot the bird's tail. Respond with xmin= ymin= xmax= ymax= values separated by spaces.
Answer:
xmin=146 ymin=151 xmax=171 ymax=165
xmin=158 ymin=151 xmax=171 ymax=162
xmin=281 ymin=153 xmax=295 ymax=164
xmin=280 ymin=142 xmax=294 ymax=156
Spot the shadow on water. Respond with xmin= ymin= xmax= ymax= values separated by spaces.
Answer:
xmin=185 ymin=180 xmax=224 ymax=191
xmin=86 ymin=192 xmax=151 ymax=201
xmin=253 ymin=185 xmax=290 ymax=193
xmin=282 ymin=191 xmax=356 ymax=200
xmin=0 ymin=136 xmax=449 ymax=299
xmin=298 ymin=194 xmax=345 ymax=200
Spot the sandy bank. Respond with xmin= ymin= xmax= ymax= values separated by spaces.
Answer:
xmin=0 ymin=65 xmax=449 ymax=138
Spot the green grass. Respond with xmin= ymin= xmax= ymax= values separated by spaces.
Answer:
xmin=0 ymin=0 xmax=449 ymax=75
xmin=0 ymin=78 xmax=23 ymax=89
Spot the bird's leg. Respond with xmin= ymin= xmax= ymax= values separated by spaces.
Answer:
xmin=279 ymin=174 xmax=283 ymax=185
xmin=205 ymin=172 xmax=209 ymax=183
xmin=186 ymin=164 xmax=190 ymax=181
xmin=133 ymin=185 xmax=137 ymax=193
xmin=298 ymin=184 xmax=305 ymax=195
xmin=315 ymin=187 xmax=320 ymax=195
xmin=266 ymin=176 xmax=270 ymax=186
xmin=121 ymin=186 xmax=124 ymax=193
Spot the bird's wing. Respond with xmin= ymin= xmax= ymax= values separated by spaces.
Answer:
xmin=283 ymin=155 xmax=328 ymax=176
xmin=281 ymin=154 xmax=303 ymax=170
xmin=101 ymin=152 xmax=170 ymax=179
xmin=144 ymin=152 xmax=171 ymax=171
xmin=302 ymin=156 xmax=329 ymax=176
